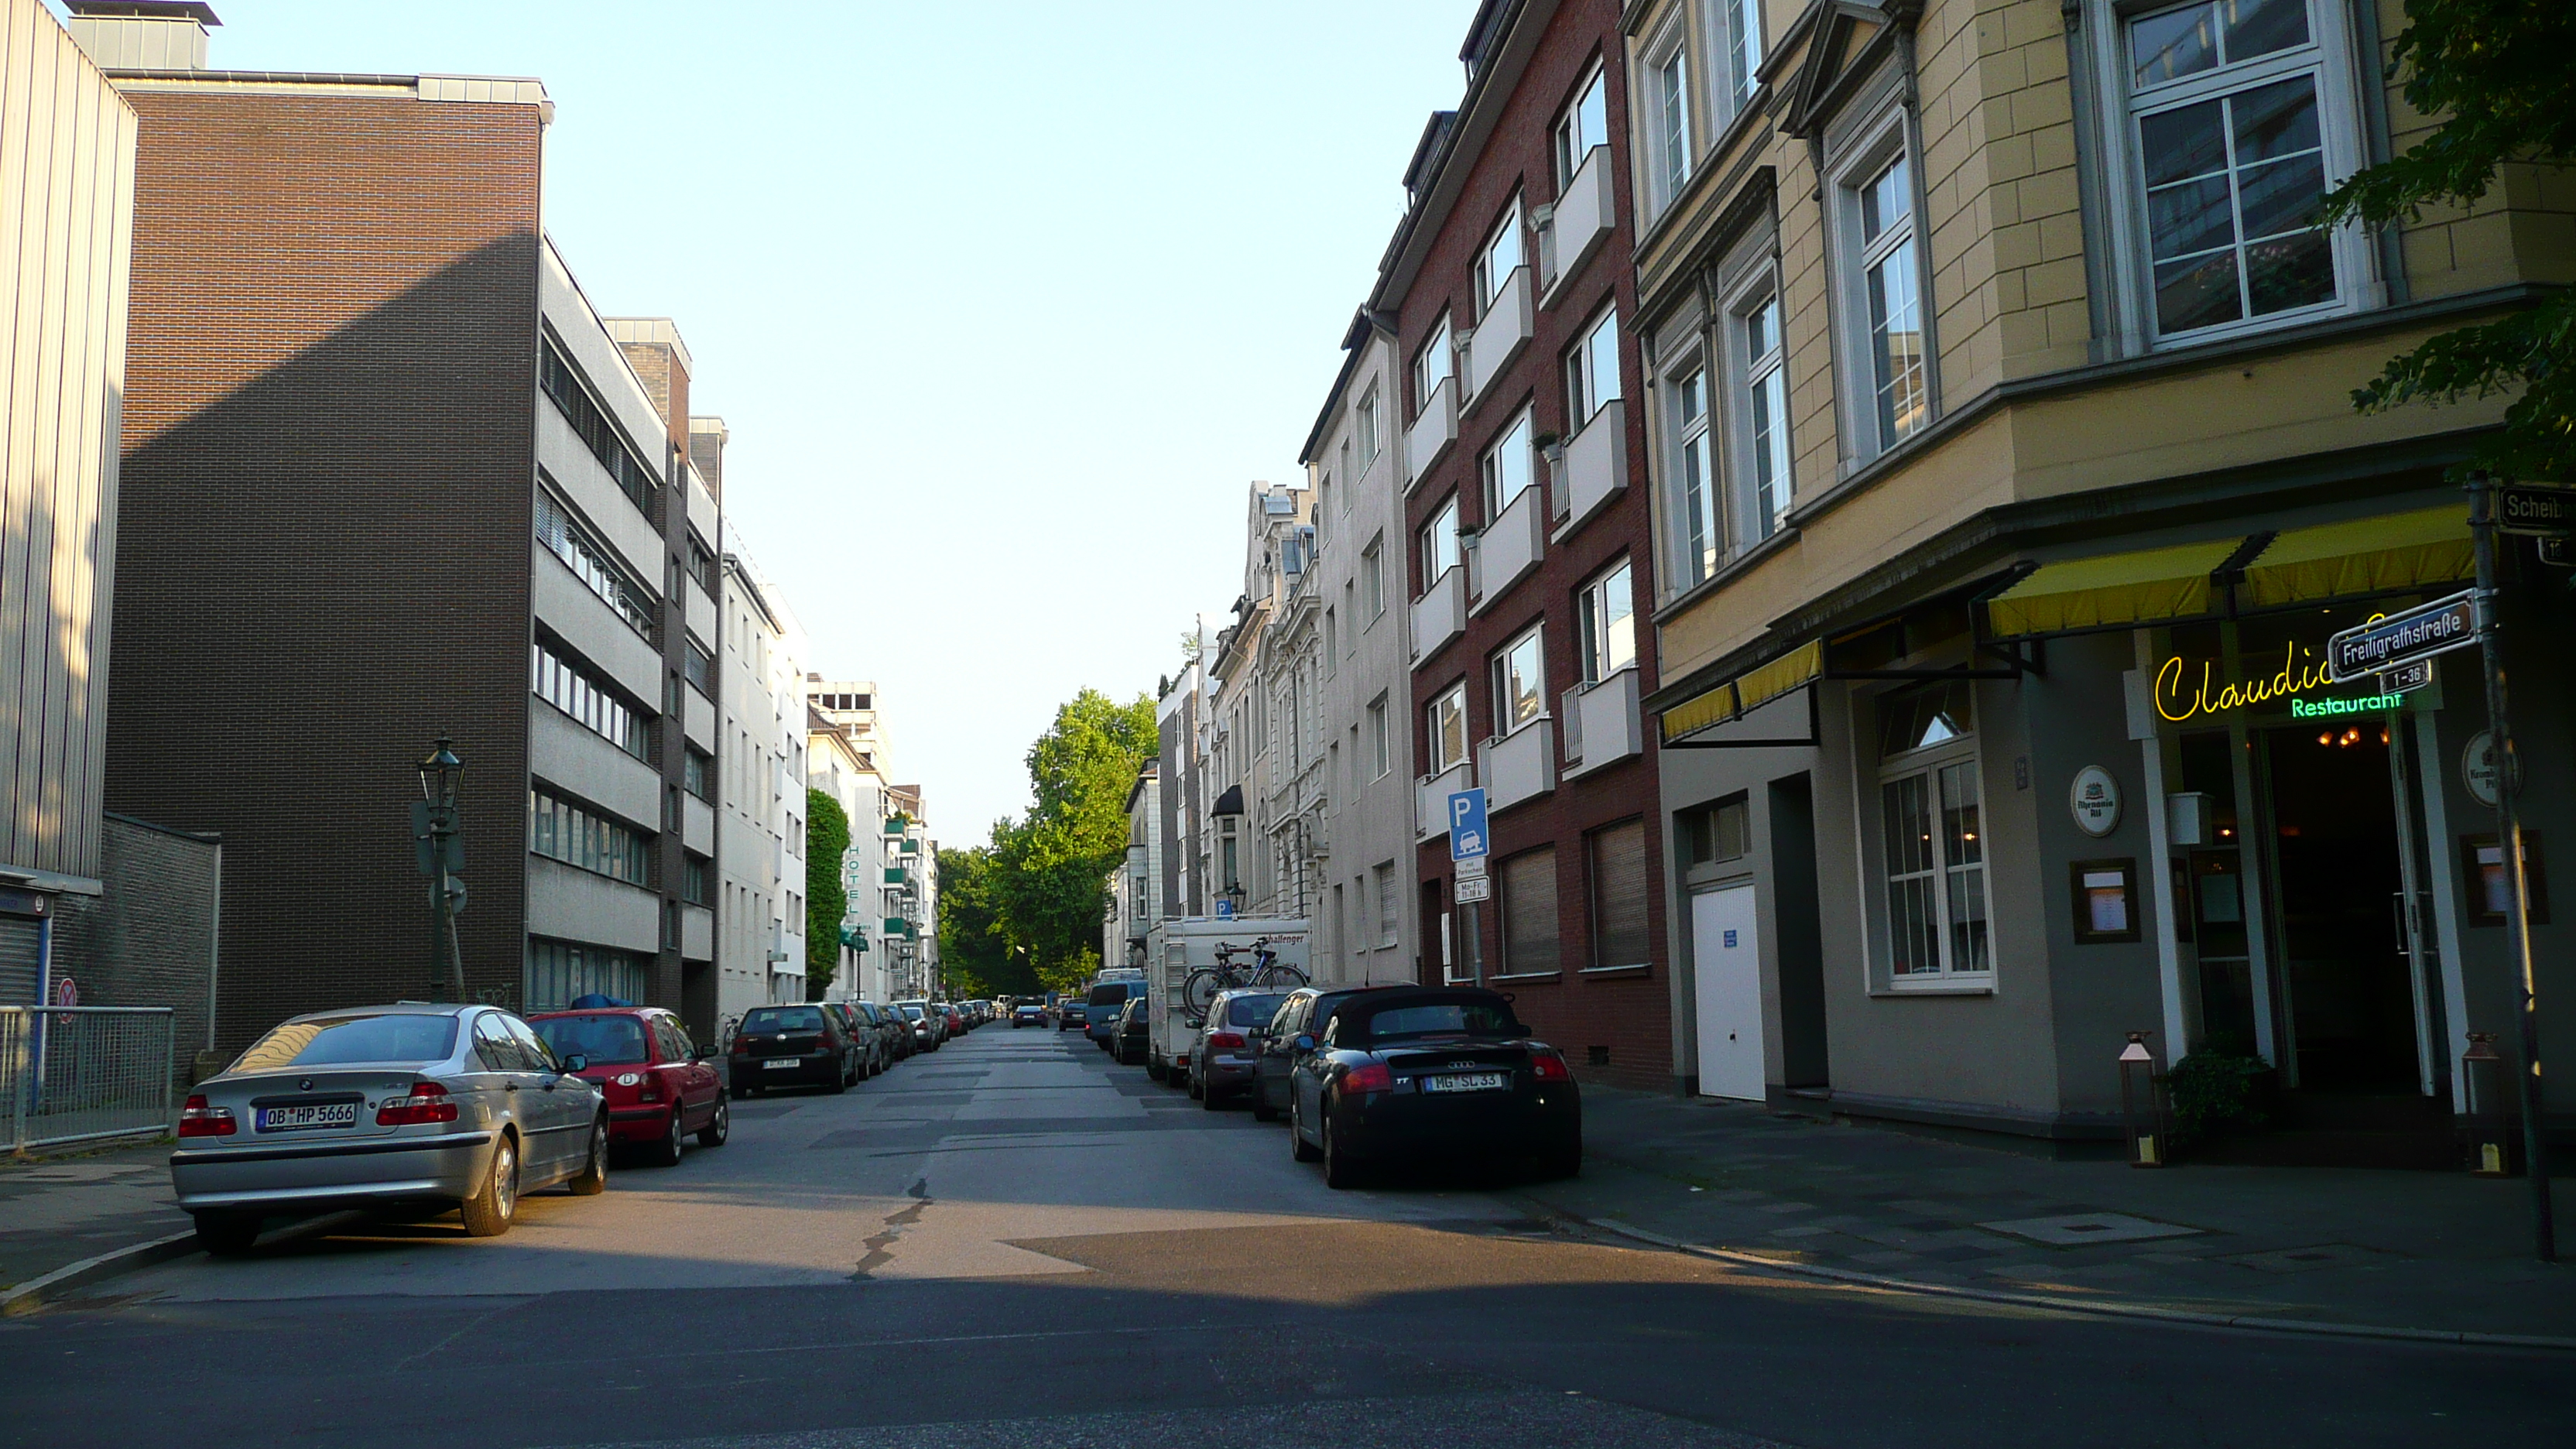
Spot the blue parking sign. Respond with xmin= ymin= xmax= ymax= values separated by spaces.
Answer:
xmin=1448 ymin=788 xmax=1489 ymax=862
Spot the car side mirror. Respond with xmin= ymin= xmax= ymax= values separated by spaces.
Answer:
xmin=1292 ymin=1034 xmax=1316 ymax=1053
xmin=560 ymin=1053 xmax=588 ymax=1074
xmin=694 ymin=1045 xmax=716 ymax=1061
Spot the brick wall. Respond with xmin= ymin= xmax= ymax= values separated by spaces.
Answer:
xmin=43 ymin=814 xmax=221 ymax=1075
xmin=102 ymin=88 xmax=545 ymax=1053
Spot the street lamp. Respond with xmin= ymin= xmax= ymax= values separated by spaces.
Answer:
xmin=1221 ymin=882 xmax=1246 ymax=918
xmin=416 ymin=736 xmax=467 ymax=1003
xmin=2118 ymin=1032 xmax=2170 ymax=1169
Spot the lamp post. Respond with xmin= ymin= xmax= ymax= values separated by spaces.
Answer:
xmin=2118 ymin=1032 xmax=2170 ymax=1169
xmin=416 ymin=737 xmax=467 ymax=1004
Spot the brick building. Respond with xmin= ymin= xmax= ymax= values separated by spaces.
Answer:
xmin=77 ymin=4 xmax=729 ymax=1050
xmin=1384 ymin=0 xmax=1670 ymax=1090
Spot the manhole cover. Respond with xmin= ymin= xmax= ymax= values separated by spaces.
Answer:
xmin=1977 ymin=1212 xmax=2203 ymax=1246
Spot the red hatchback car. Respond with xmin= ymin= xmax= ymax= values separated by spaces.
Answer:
xmin=529 ymin=1008 xmax=728 ymax=1166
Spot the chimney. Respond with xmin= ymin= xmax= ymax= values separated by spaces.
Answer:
xmin=688 ymin=416 xmax=728 ymax=502
xmin=63 ymin=2 xmax=218 ymax=70
xmin=601 ymin=317 xmax=692 ymax=450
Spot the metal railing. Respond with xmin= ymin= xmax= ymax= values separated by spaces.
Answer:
xmin=2 ymin=1006 xmax=178 ymax=1153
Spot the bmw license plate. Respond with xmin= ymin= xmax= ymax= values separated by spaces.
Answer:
xmin=254 ymin=1102 xmax=358 ymax=1132
xmin=763 ymin=1057 xmax=801 ymax=1070
xmin=1422 ymin=1072 xmax=1508 ymax=1094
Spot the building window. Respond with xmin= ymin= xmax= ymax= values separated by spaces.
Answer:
xmin=683 ymin=748 xmax=712 ymax=802
xmin=1491 ymin=625 xmax=1545 ymax=737
xmin=1723 ymin=0 xmax=1766 ymax=108
xmin=524 ymin=937 xmax=649 ymax=1015
xmin=1324 ymin=608 xmax=1338 ymax=679
xmin=683 ymin=854 xmax=712 ymax=907
xmin=1427 ymin=681 xmax=1469 ymax=774
xmin=1220 ymin=824 xmax=1240 ymax=894
xmin=533 ymin=639 xmax=648 ymax=759
xmin=683 ymin=533 xmax=718 ymax=594
xmin=1356 ymin=384 xmax=1382 ymax=469
xmin=2120 ymin=0 xmax=2355 ymax=341
xmin=1725 ymin=283 xmax=1793 ymax=549
xmin=1668 ymin=362 xmax=1717 ymax=586
xmin=1413 ymin=313 xmax=1453 ymax=413
xmin=1643 ymin=25 xmax=1693 ymax=215
xmin=1367 ymin=694 xmax=1391 ymax=779
xmin=539 ymin=341 xmax=661 ymax=520
xmin=1578 ymin=559 xmax=1635 ymax=683
xmin=1361 ymin=536 xmax=1386 ymax=619
xmin=1481 ymin=409 xmax=1537 ymax=517
xmin=529 ymin=787 xmax=653 ymax=887
xmin=1420 ymin=495 xmax=1461 ymax=585
xmin=1374 ymin=861 xmax=1400 ymax=946
xmin=1588 ymin=818 xmax=1651 ymax=969
xmin=1564 ymin=305 xmax=1621 ymax=431
xmin=1554 ymin=62 xmax=1610 ymax=189
xmin=536 ymin=486 xmax=657 ymax=642
xmin=1474 ymin=203 xmax=1525 ymax=318
xmin=1838 ymin=135 xmax=1927 ymax=459
xmin=1679 ymin=796 xmax=1752 ymax=868
xmin=1499 ymin=848 xmax=1560 ymax=975
xmin=1871 ymin=680 xmax=1991 ymax=982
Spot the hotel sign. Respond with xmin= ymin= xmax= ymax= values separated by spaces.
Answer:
xmin=2323 ymin=590 xmax=2482 ymax=683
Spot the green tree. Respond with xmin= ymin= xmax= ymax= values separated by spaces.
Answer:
xmin=936 ymin=842 xmax=1040 ymax=999
xmin=805 ymin=788 xmax=849 ymax=999
xmin=2319 ymin=2 xmax=2576 ymax=479
xmin=977 ymin=689 xmax=1157 ymax=992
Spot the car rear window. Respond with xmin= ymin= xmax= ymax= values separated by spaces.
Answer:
xmin=235 ymin=1012 xmax=458 ymax=1070
xmin=745 ymin=1006 xmax=827 ymax=1033
xmin=899 ymin=1005 xmax=924 ymax=1020
xmin=1347 ymin=999 xmax=1522 ymax=1043
xmin=1225 ymin=994 xmax=1285 ymax=1027
xmin=533 ymin=1015 xmax=649 ymax=1065
xmin=1088 ymin=983 xmax=1136 ymax=1008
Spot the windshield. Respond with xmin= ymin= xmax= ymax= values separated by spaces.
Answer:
xmin=532 ymin=1015 xmax=649 ymax=1066
xmin=1348 ymin=1000 xmax=1522 ymax=1043
xmin=1088 ymin=984 xmax=1134 ymax=1007
xmin=234 ymin=1012 xmax=458 ymax=1070
xmin=1225 ymin=994 xmax=1285 ymax=1027
xmin=744 ymin=1006 xmax=826 ymax=1034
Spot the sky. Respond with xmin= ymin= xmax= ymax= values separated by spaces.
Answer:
xmin=151 ymin=0 xmax=1481 ymax=841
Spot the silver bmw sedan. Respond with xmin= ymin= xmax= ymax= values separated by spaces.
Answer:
xmin=170 ymin=1003 xmax=608 ymax=1252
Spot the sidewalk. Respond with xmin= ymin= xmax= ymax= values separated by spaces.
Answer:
xmin=0 ymin=1137 xmax=193 ymax=1314
xmin=1517 ymin=1086 xmax=2576 ymax=1347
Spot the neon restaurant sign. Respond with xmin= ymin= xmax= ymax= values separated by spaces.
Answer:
xmin=2153 ymin=639 xmax=2406 ymax=724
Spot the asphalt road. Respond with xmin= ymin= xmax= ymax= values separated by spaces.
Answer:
xmin=3 ymin=1024 xmax=2567 ymax=1448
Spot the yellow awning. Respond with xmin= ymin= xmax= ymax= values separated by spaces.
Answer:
xmin=2237 ymin=503 xmax=2473 ymax=608
xmin=1985 ymin=538 xmax=2245 ymax=639
xmin=1659 ymin=641 xmax=1823 ymax=744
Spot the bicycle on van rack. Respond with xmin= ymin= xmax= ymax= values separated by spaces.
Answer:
xmin=1180 ymin=937 xmax=1308 ymax=1026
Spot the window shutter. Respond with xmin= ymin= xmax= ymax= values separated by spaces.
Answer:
xmin=1500 ymin=849 xmax=1560 ymax=975
xmin=1590 ymin=820 xmax=1651 ymax=968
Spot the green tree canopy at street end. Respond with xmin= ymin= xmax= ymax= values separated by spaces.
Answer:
xmin=935 ymin=842 xmax=1040 ymax=999
xmin=961 ymin=688 xmax=1156 ymax=995
xmin=2319 ymin=1 xmax=2576 ymax=479
xmin=806 ymin=787 xmax=848 ymax=999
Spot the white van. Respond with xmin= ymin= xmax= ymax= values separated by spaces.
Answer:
xmin=1142 ymin=917 xmax=1308 ymax=1083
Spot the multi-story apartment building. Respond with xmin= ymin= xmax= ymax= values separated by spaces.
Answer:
xmin=1108 ymin=762 xmax=1163 ymax=971
xmin=1156 ymin=647 xmax=1209 ymax=922
xmin=808 ymin=678 xmax=899 ymax=1000
xmin=1205 ymin=483 xmax=1312 ymax=918
xmin=879 ymin=785 xmax=937 ymax=997
xmin=77 ymin=5 xmax=738 ymax=1047
xmin=1297 ymin=314 xmax=1421 ymax=986
xmin=1631 ymin=0 xmax=2574 ymax=1158
xmin=1387 ymin=0 xmax=1669 ymax=1088
xmin=716 ymin=542 xmax=807 ymax=1018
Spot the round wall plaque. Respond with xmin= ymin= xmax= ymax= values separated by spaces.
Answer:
xmin=2461 ymin=730 xmax=2519 ymax=807
xmin=2069 ymin=765 xmax=2122 ymax=838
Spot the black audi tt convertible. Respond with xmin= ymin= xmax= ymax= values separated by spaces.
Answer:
xmin=1284 ymin=985 xmax=1581 ymax=1188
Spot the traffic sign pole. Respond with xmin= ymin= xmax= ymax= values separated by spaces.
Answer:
xmin=2470 ymin=478 xmax=2555 ymax=1262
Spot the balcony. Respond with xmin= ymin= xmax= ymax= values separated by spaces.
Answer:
xmin=1477 ymin=718 xmax=1557 ymax=815
xmin=1461 ymin=266 xmax=1531 ymax=409
xmin=1554 ymin=398 xmax=1627 ymax=536
xmin=1410 ymin=565 xmax=1464 ymax=663
xmin=1563 ymin=669 xmax=1642 ymax=779
xmin=1540 ymin=145 xmax=1614 ymax=303
xmin=683 ymin=793 xmax=715 ymax=855
xmin=529 ymin=705 xmax=659 ymax=828
xmin=1416 ymin=760 xmax=1475 ymax=843
xmin=683 ymin=682 xmax=714 ymax=752
xmin=681 ymin=904 xmax=714 ymax=961
xmin=1405 ymin=375 xmax=1457 ymax=489
xmin=1469 ymin=484 xmax=1543 ymax=614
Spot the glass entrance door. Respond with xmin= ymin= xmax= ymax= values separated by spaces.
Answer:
xmin=2259 ymin=721 xmax=2419 ymax=1091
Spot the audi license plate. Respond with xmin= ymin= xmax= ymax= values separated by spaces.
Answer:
xmin=1422 ymin=1072 xmax=1508 ymax=1094
xmin=763 ymin=1057 xmax=802 ymax=1070
xmin=254 ymin=1102 xmax=358 ymax=1132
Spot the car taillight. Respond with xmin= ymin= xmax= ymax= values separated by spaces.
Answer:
xmin=178 ymin=1094 xmax=235 ymax=1138
xmin=1208 ymin=1032 xmax=1246 ymax=1051
xmin=1343 ymin=1062 xmax=1395 ymax=1094
xmin=1530 ymin=1053 xmax=1572 ymax=1082
xmin=376 ymin=1080 xmax=459 ymax=1126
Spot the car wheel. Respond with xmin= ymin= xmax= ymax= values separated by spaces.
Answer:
xmin=459 ymin=1133 xmax=519 ymax=1237
xmin=651 ymin=1103 xmax=685 ymax=1167
xmin=1291 ymin=1093 xmax=1322 ymax=1163
xmin=1146 ymin=1057 xmax=1167 ymax=1083
xmin=569 ymin=1116 xmax=611 ymax=1193
xmin=1251 ymin=1081 xmax=1280 ymax=1123
xmin=1321 ymin=1106 xmax=1363 ymax=1190
xmin=697 ymin=1094 xmax=730 ymax=1147
xmin=825 ymin=1064 xmax=849 ymax=1094
xmin=1200 ymin=1077 xmax=1225 ymax=1112
xmin=193 ymin=1210 xmax=260 ymax=1256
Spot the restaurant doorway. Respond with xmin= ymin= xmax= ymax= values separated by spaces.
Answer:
xmin=2258 ymin=721 xmax=2420 ymax=1092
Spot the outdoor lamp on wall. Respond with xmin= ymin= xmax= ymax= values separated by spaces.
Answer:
xmin=2118 ymin=1033 xmax=2170 ymax=1169
xmin=1221 ymin=882 xmax=1247 ymax=915
xmin=2461 ymin=1032 xmax=2515 ymax=1177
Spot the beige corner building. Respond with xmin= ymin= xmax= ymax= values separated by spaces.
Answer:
xmin=1630 ymin=0 xmax=2571 ymax=1161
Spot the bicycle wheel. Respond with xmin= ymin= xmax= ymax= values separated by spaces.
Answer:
xmin=1253 ymin=961 xmax=1310 ymax=991
xmin=1180 ymin=968 xmax=1228 ymax=1025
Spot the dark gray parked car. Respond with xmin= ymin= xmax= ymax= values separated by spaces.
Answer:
xmin=1187 ymin=989 xmax=1286 ymax=1108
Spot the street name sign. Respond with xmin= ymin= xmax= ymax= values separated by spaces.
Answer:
xmin=2496 ymin=484 xmax=2576 ymax=537
xmin=2379 ymin=657 xmax=2436 ymax=695
xmin=2324 ymin=589 xmax=2482 ymax=683
xmin=1447 ymin=789 xmax=1489 ymax=862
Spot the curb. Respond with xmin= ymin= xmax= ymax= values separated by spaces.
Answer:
xmin=0 ymin=1230 xmax=199 ymax=1317
xmin=1552 ymin=1209 xmax=2576 ymax=1353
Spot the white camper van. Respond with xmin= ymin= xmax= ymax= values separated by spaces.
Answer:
xmin=1142 ymin=917 xmax=1309 ymax=1082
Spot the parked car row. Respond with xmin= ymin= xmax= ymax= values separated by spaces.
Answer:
xmin=1081 ymin=981 xmax=1583 ymax=1189
xmin=172 ymin=994 xmax=997 ymax=1255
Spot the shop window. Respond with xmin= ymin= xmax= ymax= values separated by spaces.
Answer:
xmin=1498 ymin=848 xmax=1560 ymax=977
xmin=1867 ymin=680 xmax=1992 ymax=985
